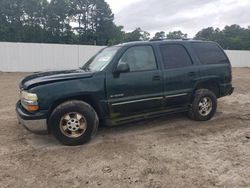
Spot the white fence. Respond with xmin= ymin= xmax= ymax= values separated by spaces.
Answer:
xmin=225 ymin=50 xmax=250 ymax=68
xmin=0 ymin=42 xmax=104 ymax=72
xmin=0 ymin=42 xmax=249 ymax=72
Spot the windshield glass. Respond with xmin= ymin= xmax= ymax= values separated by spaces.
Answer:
xmin=82 ymin=46 xmax=120 ymax=71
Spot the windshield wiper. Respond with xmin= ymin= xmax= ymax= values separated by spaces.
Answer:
xmin=80 ymin=66 xmax=91 ymax=71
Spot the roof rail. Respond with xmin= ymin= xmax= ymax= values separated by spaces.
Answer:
xmin=181 ymin=38 xmax=192 ymax=40
xmin=149 ymin=38 xmax=164 ymax=41
xmin=149 ymin=38 xmax=193 ymax=42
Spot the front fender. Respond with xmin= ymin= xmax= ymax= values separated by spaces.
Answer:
xmin=29 ymin=73 xmax=106 ymax=114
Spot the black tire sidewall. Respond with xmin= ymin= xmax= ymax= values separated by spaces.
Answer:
xmin=49 ymin=101 xmax=98 ymax=146
xmin=189 ymin=89 xmax=217 ymax=121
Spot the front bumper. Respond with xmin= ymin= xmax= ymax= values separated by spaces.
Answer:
xmin=16 ymin=101 xmax=48 ymax=134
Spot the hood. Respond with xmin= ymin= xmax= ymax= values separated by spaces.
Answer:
xmin=20 ymin=69 xmax=95 ymax=90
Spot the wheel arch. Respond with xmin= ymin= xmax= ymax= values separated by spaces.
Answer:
xmin=193 ymin=80 xmax=220 ymax=98
xmin=47 ymin=95 xmax=103 ymax=132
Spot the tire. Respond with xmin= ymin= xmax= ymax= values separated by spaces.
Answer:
xmin=48 ymin=100 xmax=99 ymax=146
xmin=188 ymin=89 xmax=217 ymax=121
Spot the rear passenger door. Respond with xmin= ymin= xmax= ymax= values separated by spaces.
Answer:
xmin=159 ymin=44 xmax=198 ymax=108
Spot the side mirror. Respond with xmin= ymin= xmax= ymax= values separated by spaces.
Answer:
xmin=115 ymin=62 xmax=130 ymax=74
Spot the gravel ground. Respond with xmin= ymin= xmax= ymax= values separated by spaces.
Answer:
xmin=0 ymin=68 xmax=249 ymax=188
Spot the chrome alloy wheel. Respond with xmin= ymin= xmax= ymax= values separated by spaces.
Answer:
xmin=60 ymin=112 xmax=87 ymax=138
xmin=198 ymin=97 xmax=213 ymax=116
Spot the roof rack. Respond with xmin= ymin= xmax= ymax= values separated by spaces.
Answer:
xmin=149 ymin=38 xmax=164 ymax=41
xmin=149 ymin=38 xmax=192 ymax=42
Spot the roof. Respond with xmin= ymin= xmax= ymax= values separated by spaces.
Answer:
xmin=116 ymin=39 xmax=214 ymax=47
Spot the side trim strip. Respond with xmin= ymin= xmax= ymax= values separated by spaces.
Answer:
xmin=165 ymin=93 xmax=188 ymax=98
xmin=111 ymin=97 xmax=163 ymax=106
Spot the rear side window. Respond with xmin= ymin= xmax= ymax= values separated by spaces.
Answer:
xmin=160 ymin=44 xmax=193 ymax=69
xmin=191 ymin=42 xmax=229 ymax=64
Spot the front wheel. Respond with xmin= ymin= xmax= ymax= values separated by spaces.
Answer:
xmin=49 ymin=100 xmax=99 ymax=146
xmin=188 ymin=89 xmax=217 ymax=121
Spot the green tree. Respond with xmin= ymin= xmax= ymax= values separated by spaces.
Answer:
xmin=195 ymin=27 xmax=220 ymax=40
xmin=0 ymin=0 xmax=25 ymax=41
xmin=1 ymin=1 xmax=250 ymax=50
xmin=0 ymin=0 xmax=49 ymax=42
xmin=46 ymin=0 xmax=74 ymax=44
xmin=69 ymin=0 xmax=115 ymax=45
xmin=95 ymin=0 xmax=116 ymax=45
xmin=0 ymin=1 xmax=10 ymax=41
xmin=222 ymin=24 xmax=249 ymax=50
xmin=141 ymin=30 xmax=150 ymax=41
xmin=124 ymin=28 xmax=141 ymax=42
xmin=166 ymin=30 xmax=188 ymax=39
xmin=153 ymin=31 xmax=166 ymax=40
xmin=22 ymin=0 xmax=49 ymax=43
xmin=195 ymin=25 xmax=250 ymax=50
xmin=0 ymin=0 xmax=120 ymax=45
xmin=124 ymin=28 xmax=149 ymax=42
xmin=107 ymin=25 xmax=125 ymax=45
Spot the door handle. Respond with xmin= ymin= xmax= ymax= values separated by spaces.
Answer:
xmin=188 ymin=72 xmax=196 ymax=77
xmin=152 ymin=75 xmax=161 ymax=81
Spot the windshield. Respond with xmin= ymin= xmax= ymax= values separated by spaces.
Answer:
xmin=82 ymin=46 xmax=120 ymax=71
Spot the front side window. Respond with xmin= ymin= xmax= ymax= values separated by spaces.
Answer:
xmin=83 ymin=46 xmax=120 ymax=71
xmin=191 ymin=42 xmax=229 ymax=64
xmin=160 ymin=44 xmax=193 ymax=69
xmin=118 ymin=46 xmax=157 ymax=72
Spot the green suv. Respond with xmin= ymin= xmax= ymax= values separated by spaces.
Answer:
xmin=16 ymin=40 xmax=234 ymax=145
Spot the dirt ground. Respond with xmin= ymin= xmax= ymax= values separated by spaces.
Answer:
xmin=0 ymin=68 xmax=249 ymax=188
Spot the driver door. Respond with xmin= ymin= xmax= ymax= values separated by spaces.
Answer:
xmin=105 ymin=45 xmax=164 ymax=119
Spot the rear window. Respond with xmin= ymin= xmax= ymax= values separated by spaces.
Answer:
xmin=191 ymin=42 xmax=229 ymax=64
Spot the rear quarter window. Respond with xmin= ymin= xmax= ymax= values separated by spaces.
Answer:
xmin=191 ymin=42 xmax=229 ymax=64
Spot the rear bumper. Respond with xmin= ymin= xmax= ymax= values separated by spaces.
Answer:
xmin=16 ymin=101 xmax=48 ymax=134
xmin=219 ymin=83 xmax=234 ymax=97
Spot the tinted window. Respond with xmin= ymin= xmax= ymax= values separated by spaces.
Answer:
xmin=160 ymin=44 xmax=193 ymax=69
xmin=192 ymin=42 xmax=229 ymax=64
xmin=118 ymin=46 xmax=157 ymax=72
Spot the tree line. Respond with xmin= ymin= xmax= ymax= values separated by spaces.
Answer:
xmin=0 ymin=0 xmax=250 ymax=50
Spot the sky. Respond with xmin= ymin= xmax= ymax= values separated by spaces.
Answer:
xmin=105 ymin=0 xmax=250 ymax=37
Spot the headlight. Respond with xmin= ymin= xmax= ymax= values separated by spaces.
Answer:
xmin=21 ymin=91 xmax=39 ymax=112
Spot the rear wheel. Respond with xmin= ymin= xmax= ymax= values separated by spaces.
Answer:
xmin=49 ymin=100 xmax=99 ymax=146
xmin=188 ymin=89 xmax=217 ymax=121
